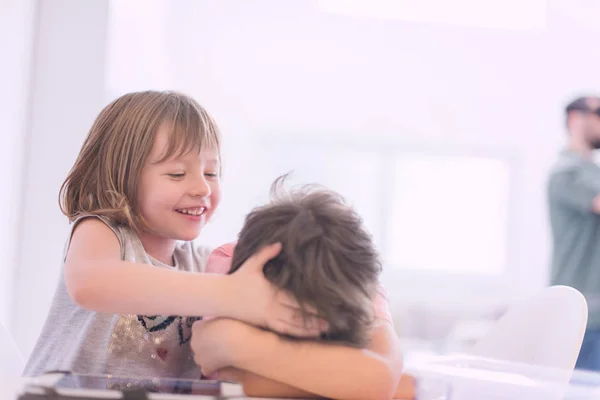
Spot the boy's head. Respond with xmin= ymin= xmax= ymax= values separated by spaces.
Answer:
xmin=229 ymin=176 xmax=382 ymax=347
xmin=60 ymin=90 xmax=222 ymax=237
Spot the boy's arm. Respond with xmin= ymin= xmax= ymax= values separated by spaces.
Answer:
xmin=193 ymin=319 xmax=403 ymax=400
xmin=218 ymin=368 xmax=416 ymax=399
xmin=239 ymin=322 xmax=405 ymax=399
xmin=216 ymin=368 xmax=314 ymax=398
xmin=394 ymin=374 xmax=417 ymax=399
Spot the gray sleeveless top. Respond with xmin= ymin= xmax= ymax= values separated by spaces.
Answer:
xmin=23 ymin=215 xmax=212 ymax=378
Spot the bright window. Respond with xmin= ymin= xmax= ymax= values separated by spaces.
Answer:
xmin=260 ymin=142 xmax=512 ymax=276
xmin=388 ymin=154 xmax=510 ymax=275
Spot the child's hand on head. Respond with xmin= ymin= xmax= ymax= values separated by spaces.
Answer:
xmin=225 ymin=243 xmax=327 ymax=337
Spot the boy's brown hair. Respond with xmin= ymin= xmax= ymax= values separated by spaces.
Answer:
xmin=229 ymin=176 xmax=382 ymax=347
xmin=59 ymin=90 xmax=221 ymax=231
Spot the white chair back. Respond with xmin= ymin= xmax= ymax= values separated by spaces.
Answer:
xmin=472 ymin=285 xmax=587 ymax=370
xmin=412 ymin=286 xmax=588 ymax=400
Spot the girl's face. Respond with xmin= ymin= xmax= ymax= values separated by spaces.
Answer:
xmin=137 ymin=124 xmax=222 ymax=247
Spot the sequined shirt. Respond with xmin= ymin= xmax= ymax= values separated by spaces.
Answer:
xmin=23 ymin=215 xmax=212 ymax=378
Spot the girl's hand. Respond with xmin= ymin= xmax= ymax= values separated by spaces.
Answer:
xmin=191 ymin=318 xmax=251 ymax=376
xmin=226 ymin=243 xmax=327 ymax=337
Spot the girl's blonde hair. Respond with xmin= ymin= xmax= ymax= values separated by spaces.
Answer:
xmin=59 ymin=90 xmax=221 ymax=230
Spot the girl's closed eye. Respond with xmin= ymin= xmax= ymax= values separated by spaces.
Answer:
xmin=168 ymin=172 xmax=186 ymax=179
xmin=204 ymin=172 xmax=219 ymax=179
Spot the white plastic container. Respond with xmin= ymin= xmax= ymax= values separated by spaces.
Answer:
xmin=409 ymin=354 xmax=600 ymax=400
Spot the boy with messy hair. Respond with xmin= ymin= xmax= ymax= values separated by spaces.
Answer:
xmin=197 ymin=176 xmax=408 ymax=398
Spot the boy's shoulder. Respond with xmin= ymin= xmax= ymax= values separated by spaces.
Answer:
xmin=205 ymin=242 xmax=237 ymax=274
xmin=211 ymin=242 xmax=236 ymax=257
xmin=174 ymin=241 xmax=220 ymax=273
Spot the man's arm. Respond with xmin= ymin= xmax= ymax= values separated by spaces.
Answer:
xmin=549 ymin=168 xmax=600 ymax=213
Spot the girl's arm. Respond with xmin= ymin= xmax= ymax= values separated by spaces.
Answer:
xmin=65 ymin=218 xmax=320 ymax=336
xmin=192 ymin=318 xmax=403 ymax=400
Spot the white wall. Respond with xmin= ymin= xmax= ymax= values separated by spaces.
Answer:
xmin=138 ymin=0 xmax=600 ymax=302
xmin=0 ymin=0 xmax=36 ymax=331
xmin=11 ymin=0 xmax=109 ymax=357
xmin=6 ymin=0 xmax=600 ymax=356
xmin=102 ymin=0 xmax=600 ymax=342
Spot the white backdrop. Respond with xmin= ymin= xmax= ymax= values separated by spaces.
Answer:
xmin=3 ymin=0 xmax=600 ymax=357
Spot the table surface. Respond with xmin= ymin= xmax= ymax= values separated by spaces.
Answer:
xmin=1 ymin=376 xmax=300 ymax=400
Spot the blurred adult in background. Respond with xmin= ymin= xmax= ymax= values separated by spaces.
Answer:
xmin=548 ymin=95 xmax=600 ymax=371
